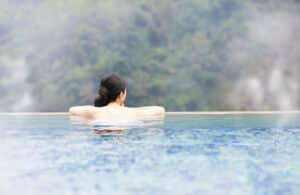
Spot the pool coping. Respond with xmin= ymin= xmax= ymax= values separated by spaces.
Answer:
xmin=1 ymin=111 xmax=300 ymax=116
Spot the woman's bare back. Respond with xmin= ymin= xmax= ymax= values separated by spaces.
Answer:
xmin=69 ymin=104 xmax=165 ymax=122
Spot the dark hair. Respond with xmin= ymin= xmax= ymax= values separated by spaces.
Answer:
xmin=94 ymin=74 xmax=126 ymax=107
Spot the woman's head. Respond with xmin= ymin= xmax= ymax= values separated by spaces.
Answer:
xmin=94 ymin=74 xmax=126 ymax=107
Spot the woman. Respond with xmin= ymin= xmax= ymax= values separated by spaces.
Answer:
xmin=69 ymin=74 xmax=165 ymax=122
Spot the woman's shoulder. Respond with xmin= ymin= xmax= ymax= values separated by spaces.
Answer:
xmin=124 ymin=106 xmax=165 ymax=119
xmin=126 ymin=106 xmax=165 ymax=112
xmin=69 ymin=105 xmax=165 ymax=121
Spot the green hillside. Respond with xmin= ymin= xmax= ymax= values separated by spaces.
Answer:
xmin=0 ymin=0 xmax=299 ymax=111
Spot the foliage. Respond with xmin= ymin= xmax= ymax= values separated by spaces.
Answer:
xmin=0 ymin=0 xmax=299 ymax=111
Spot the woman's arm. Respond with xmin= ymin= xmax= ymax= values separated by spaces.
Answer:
xmin=69 ymin=105 xmax=96 ymax=119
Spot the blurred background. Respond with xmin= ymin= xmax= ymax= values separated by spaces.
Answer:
xmin=0 ymin=0 xmax=300 ymax=112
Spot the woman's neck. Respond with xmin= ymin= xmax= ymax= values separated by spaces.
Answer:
xmin=107 ymin=102 xmax=122 ymax=107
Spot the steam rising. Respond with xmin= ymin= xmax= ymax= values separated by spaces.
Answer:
xmin=0 ymin=56 xmax=33 ymax=111
xmin=0 ymin=0 xmax=133 ymax=112
xmin=228 ymin=6 xmax=300 ymax=110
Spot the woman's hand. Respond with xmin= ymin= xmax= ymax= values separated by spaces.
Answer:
xmin=69 ymin=106 xmax=95 ymax=119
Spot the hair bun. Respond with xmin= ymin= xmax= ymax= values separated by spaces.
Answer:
xmin=94 ymin=86 xmax=109 ymax=107
xmin=99 ymin=86 xmax=108 ymax=97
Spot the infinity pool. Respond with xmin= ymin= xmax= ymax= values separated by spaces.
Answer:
xmin=1 ymin=114 xmax=300 ymax=195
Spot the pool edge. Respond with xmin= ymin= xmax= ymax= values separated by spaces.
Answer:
xmin=1 ymin=111 xmax=300 ymax=116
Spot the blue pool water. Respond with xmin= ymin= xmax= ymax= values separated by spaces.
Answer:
xmin=1 ymin=114 xmax=300 ymax=195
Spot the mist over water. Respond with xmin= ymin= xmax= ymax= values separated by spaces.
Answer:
xmin=0 ymin=1 xmax=299 ymax=111
xmin=228 ymin=4 xmax=300 ymax=110
xmin=0 ymin=1 xmax=66 ymax=111
xmin=0 ymin=0 xmax=133 ymax=111
xmin=0 ymin=55 xmax=33 ymax=111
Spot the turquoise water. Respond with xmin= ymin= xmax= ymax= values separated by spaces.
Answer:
xmin=1 ymin=114 xmax=300 ymax=195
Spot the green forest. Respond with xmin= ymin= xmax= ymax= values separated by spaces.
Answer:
xmin=0 ymin=0 xmax=300 ymax=111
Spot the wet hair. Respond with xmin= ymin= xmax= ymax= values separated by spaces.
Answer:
xmin=94 ymin=74 xmax=126 ymax=107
